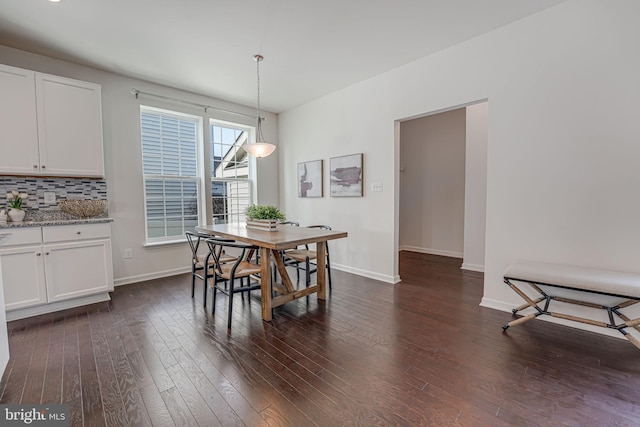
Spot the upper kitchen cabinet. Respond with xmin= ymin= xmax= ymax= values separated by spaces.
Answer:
xmin=0 ymin=64 xmax=39 ymax=175
xmin=35 ymin=73 xmax=104 ymax=177
xmin=0 ymin=64 xmax=105 ymax=177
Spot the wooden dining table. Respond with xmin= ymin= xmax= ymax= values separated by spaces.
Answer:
xmin=195 ymin=223 xmax=348 ymax=321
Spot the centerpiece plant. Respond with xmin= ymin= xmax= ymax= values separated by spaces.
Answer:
xmin=245 ymin=205 xmax=286 ymax=221
xmin=245 ymin=205 xmax=285 ymax=231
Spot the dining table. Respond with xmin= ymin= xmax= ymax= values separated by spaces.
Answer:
xmin=195 ymin=223 xmax=348 ymax=321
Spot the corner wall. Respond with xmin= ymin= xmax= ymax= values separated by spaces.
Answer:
xmin=462 ymin=102 xmax=488 ymax=272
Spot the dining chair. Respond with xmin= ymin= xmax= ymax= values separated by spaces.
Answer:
xmin=186 ymin=231 xmax=236 ymax=307
xmin=282 ymin=225 xmax=333 ymax=291
xmin=205 ymin=237 xmax=262 ymax=330
xmin=280 ymin=221 xmax=300 ymax=227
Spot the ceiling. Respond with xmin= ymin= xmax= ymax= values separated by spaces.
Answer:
xmin=0 ymin=0 xmax=565 ymax=113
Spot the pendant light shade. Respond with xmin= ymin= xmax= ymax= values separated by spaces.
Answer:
xmin=244 ymin=140 xmax=276 ymax=158
xmin=245 ymin=55 xmax=276 ymax=158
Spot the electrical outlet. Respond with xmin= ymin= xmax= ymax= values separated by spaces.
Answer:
xmin=124 ymin=248 xmax=133 ymax=259
xmin=44 ymin=192 xmax=56 ymax=204
xmin=371 ymin=182 xmax=383 ymax=192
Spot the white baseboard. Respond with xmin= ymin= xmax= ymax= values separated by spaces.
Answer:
xmin=461 ymin=263 xmax=484 ymax=273
xmin=480 ymin=297 xmax=625 ymax=340
xmin=115 ymin=266 xmax=191 ymax=286
xmin=399 ymin=246 xmax=463 ymax=259
xmin=115 ymin=263 xmax=400 ymax=288
xmin=331 ymin=263 xmax=399 ymax=284
xmin=480 ymin=297 xmax=514 ymax=312
xmin=6 ymin=293 xmax=111 ymax=321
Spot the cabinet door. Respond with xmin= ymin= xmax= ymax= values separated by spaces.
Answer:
xmin=35 ymin=73 xmax=104 ymax=177
xmin=0 ymin=245 xmax=47 ymax=311
xmin=44 ymin=239 xmax=113 ymax=303
xmin=0 ymin=64 xmax=40 ymax=175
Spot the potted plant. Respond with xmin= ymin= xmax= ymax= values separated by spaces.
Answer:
xmin=6 ymin=190 xmax=28 ymax=222
xmin=245 ymin=205 xmax=286 ymax=231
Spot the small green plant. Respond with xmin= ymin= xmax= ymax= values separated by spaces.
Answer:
xmin=245 ymin=204 xmax=286 ymax=221
xmin=6 ymin=190 xmax=29 ymax=210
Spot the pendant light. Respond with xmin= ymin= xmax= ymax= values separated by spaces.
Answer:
xmin=244 ymin=54 xmax=276 ymax=158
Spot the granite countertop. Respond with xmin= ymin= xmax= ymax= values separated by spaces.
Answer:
xmin=0 ymin=217 xmax=113 ymax=229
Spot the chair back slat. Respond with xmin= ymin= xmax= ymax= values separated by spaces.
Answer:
xmin=205 ymin=237 xmax=258 ymax=278
xmin=185 ymin=231 xmax=207 ymax=263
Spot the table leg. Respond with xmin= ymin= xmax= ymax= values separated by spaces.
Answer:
xmin=260 ymin=246 xmax=273 ymax=321
xmin=317 ymin=242 xmax=326 ymax=300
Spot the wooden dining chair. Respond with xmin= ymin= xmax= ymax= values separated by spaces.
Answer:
xmin=282 ymin=225 xmax=333 ymax=291
xmin=205 ymin=237 xmax=262 ymax=330
xmin=186 ymin=231 xmax=235 ymax=307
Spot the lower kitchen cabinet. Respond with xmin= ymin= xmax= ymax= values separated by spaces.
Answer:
xmin=0 ymin=244 xmax=46 ymax=311
xmin=0 ymin=222 xmax=114 ymax=320
xmin=44 ymin=239 xmax=112 ymax=302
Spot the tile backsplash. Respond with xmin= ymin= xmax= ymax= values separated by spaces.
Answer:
xmin=0 ymin=176 xmax=107 ymax=219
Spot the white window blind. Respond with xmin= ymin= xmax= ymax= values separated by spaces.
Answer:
xmin=141 ymin=108 xmax=200 ymax=241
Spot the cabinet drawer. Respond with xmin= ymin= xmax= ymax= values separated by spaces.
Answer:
xmin=42 ymin=223 xmax=111 ymax=243
xmin=1 ymin=227 xmax=42 ymax=246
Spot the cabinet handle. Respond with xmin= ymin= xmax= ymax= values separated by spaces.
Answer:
xmin=33 ymin=165 xmax=38 ymax=169
xmin=41 ymin=165 xmax=46 ymax=169
xmin=45 ymin=252 xmax=50 ymax=255
xmin=36 ymin=253 xmax=41 ymax=256
xmin=76 ymin=231 xmax=81 ymax=234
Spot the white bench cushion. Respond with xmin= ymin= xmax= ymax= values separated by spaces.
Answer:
xmin=504 ymin=261 xmax=640 ymax=299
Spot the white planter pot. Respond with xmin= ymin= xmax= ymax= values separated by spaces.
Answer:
xmin=8 ymin=209 xmax=25 ymax=222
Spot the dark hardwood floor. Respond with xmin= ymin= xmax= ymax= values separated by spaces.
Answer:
xmin=2 ymin=251 xmax=640 ymax=426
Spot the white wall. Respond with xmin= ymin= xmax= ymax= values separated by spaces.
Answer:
xmin=399 ymin=109 xmax=466 ymax=259
xmin=278 ymin=0 xmax=640 ymax=335
xmin=0 ymin=45 xmax=279 ymax=285
xmin=462 ymin=102 xmax=488 ymax=272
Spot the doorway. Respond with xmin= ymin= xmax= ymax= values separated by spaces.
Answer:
xmin=395 ymin=101 xmax=488 ymax=280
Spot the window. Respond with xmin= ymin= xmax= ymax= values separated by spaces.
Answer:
xmin=210 ymin=121 xmax=252 ymax=225
xmin=141 ymin=107 xmax=201 ymax=242
xmin=140 ymin=107 xmax=254 ymax=243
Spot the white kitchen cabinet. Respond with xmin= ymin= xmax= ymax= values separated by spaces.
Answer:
xmin=0 ymin=233 xmax=12 ymax=377
xmin=43 ymin=226 xmax=113 ymax=302
xmin=0 ymin=227 xmax=46 ymax=311
xmin=0 ymin=63 xmax=104 ymax=177
xmin=0 ymin=64 xmax=39 ymax=175
xmin=35 ymin=73 xmax=104 ymax=177
xmin=0 ymin=223 xmax=114 ymax=320
xmin=0 ymin=245 xmax=47 ymax=310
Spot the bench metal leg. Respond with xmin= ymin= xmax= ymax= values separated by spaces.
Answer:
xmin=503 ymin=313 xmax=540 ymax=330
xmin=504 ymin=277 xmax=640 ymax=350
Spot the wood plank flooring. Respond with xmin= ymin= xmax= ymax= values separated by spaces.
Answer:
xmin=2 ymin=251 xmax=640 ymax=426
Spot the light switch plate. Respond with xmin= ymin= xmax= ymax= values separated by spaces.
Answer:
xmin=44 ymin=192 xmax=56 ymax=204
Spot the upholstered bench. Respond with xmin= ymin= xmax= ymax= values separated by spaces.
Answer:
xmin=502 ymin=261 xmax=640 ymax=349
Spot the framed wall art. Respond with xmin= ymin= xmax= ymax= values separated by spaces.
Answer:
xmin=298 ymin=159 xmax=323 ymax=197
xmin=330 ymin=153 xmax=363 ymax=197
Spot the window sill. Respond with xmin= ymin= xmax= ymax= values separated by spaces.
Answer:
xmin=143 ymin=238 xmax=187 ymax=248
